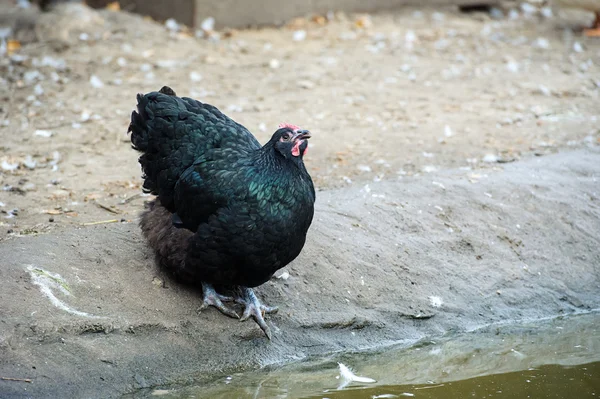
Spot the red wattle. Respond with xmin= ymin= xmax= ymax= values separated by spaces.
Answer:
xmin=292 ymin=141 xmax=301 ymax=157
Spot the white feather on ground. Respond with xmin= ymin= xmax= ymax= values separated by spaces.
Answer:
xmin=337 ymin=362 xmax=376 ymax=390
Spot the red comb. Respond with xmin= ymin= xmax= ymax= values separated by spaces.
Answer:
xmin=278 ymin=122 xmax=300 ymax=131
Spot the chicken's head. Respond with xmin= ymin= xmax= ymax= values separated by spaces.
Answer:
xmin=272 ymin=123 xmax=311 ymax=160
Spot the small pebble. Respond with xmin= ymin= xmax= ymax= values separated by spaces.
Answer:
xmin=1 ymin=161 xmax=18 ymax=171
xmin=444 ymin=125 xmax=453 ymax=137
xmin=520 ymin=2 xmax=537 ymax=15
xmin=90 ymin=75 xmax=104 ymax=89
xmin=189 ymin=71 xmax=202 ymax=82
xmin=276 ymin=271 xmax=290 ymax=280
xmin=297 ymin=80 xmax=315 ymax=89
xmin=483 ymin=154 xmax=498 ymax=163
xmin=506 ymin=60 xmax=519 ymax=73
xmin=201 ymin=17 xmax=215 ymax=32
xmin=293 ymin=30 xmax=307 ymax=41
xmin=489 ymin=8 xmax=504 ymax=19
xmin=165 ymin=18 xmax=180 ymax=32
xmin=432 ymin=12 xmax=445 ymax=21
xmin=537 ymin=85 xmax=551 ymax=96
xmin=23 ymin=70 xmax=43 ymax=84
xmin=34 ymin=129 xmax=53 ymax=137
xmin=23 ymin=156 xmax=36 ymax=169
xmin=540 ymin=7 xmax=553 ymax=18
xmin=34 ymin=84 xmax=44 ymax=96
xmin=268 ymin=59 xmax=281 ymax=69
xmin=533 ymin=38 xmax=550 ymax=49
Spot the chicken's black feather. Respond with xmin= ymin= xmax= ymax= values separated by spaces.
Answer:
xmin=130 ymin=87 xmax=315 ymax=289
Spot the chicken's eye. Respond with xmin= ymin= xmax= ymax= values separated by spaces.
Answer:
xmin=282 ymin=134 xmax=292 ymax=141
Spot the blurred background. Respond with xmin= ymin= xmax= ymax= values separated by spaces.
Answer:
xmin=0 ymin=0 xmax=598 ymax=237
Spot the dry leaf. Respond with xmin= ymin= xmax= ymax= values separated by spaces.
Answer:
xmin=84 ymin=193 xmax=101 ymax=202
xmin=354 ymin=15 xmax=372 ymax=29
xmin=287 ymin=17 xmax=308 ymax=29
xmin=105 ymin=1 xmax=120 ymax=11
xmin=311 ymin=15 xmax=327 ymax=26
xmin=7 ymin=40 xmax=21 ymax=55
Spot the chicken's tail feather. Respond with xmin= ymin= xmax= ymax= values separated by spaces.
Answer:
xmin=128 ymin=87 xmax=197 ymax=205
xmin=128 ymin=86 xmax=260 ymax=209
xmin=128 ymin=86 xmax=175 ymax=153
xmin=128 ymin=91 xmax=163 ymax=196
xmin=128 ymin=93 xmax=149 ymax=152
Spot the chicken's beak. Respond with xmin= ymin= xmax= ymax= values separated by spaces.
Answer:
xmin=293 ymin=130 xmax=311 ymax=140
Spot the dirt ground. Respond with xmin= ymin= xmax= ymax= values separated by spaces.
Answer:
xmin=1 ymin=148 xmax=599 ymax=398
xmin=1 ymin=3 xmax=600 ymax=397
xmin=0 ymin=1 xmax=599 ymax=239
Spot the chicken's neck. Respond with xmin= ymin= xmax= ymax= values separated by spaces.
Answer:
xmin=254 ymin=144 xmax=310 ymax=178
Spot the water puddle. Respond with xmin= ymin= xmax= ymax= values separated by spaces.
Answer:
xmin=147 ymin=313 xmax=600 ymax=398
xmin=313 ymin=361 xmax=599 ymax=398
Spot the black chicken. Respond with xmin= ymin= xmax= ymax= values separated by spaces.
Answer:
xmin=128 ymin=86 xmax=315 ymax=339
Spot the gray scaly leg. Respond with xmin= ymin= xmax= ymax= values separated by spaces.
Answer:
xmin=199 ymin=281 xmax=239 ymax=319
xmin=235 ymin=287 xmax=278 ymax=339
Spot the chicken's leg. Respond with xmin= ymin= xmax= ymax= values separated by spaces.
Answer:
xmin=584 ymin=12 xmax=600 ymax=37
xmin=235 ymin=287 xmax=278 ymax=339
xmin=199 ymin=281 xmax=239 ymax=319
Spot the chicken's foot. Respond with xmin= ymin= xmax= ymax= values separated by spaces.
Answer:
xmin=199 ymin=282 xmax=239 ymax=319
xmin=235 ymin=287 xmax=278 ymax=339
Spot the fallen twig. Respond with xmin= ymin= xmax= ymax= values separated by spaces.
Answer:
xmin=94 ymin=201 xmax=120 ymax=214
xmin=44 ymin=209 xmax=63 ymax=215
xmin=0 ymin=376 xmax=32 ymax=383
xmin=119 ymin=193 xmax=143 ymax=204
xmin=81 ymin=219 xmax=119 ymax=226
xmin=36 ymin=121 xmax=73 ymax=130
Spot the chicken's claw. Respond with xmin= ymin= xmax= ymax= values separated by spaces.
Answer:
xmin=199 ymin=282 xmax=239 ymax=319
xmin=236 ymin=287 xmax=278 ymax=339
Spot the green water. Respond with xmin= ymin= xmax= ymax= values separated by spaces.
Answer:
xmin=149 ymin=313 xmax=600 ymax=398
xmin=305 ymin=362 xmax=599 ymax=398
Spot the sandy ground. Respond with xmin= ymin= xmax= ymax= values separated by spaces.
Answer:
xmin=0 ymin=2 xmax=599 ymax=238
xmin=1 ymin=148 xmax=599 ymax=398
xmin=0 ymin=2 xmax=600 ymax=398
